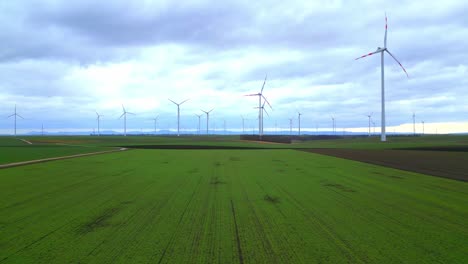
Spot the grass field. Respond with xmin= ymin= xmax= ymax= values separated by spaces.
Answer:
xmin=0 ymin=137 xmax=116 ymax=165
xmin=1 ymin=147 xmax=467 ymax=263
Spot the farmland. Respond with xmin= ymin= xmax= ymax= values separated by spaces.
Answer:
xmin=1 ymin=136 xmax=467 ymax=263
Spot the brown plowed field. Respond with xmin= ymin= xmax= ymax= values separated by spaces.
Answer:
xmin=301 ymin=148 xmax=468 ymax=182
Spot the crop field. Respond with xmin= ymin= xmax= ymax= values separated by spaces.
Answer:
xmin=0 ymin=137 xmax=117 ymax=165
xmin=1 ymin=141 xmax=467 ymax=263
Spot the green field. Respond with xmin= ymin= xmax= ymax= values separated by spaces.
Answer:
xmin=0 ymin=137 xmax=116 ymax=165
xmin=1 ymin=144 xmax=467 ymax=263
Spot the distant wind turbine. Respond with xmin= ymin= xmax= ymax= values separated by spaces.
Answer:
xmin=355 ymin=14 xmax=409 ymax=142
xmin=298 ymin=112 xmax=302 ymax=135
xmin=241 ymin=115 xmax=246 ymax=134
xmin=96 ymin=111 xmax=103 ymax=136
xmin=195 ymin=114 xmax=202 ymax=135
xmin=421 ymin=120 xmax=425 ymax=135
xmin=412 ymin=112 xmax=416 ymax=136
xmin=201 ymin=108 xmax=214 ymax=135
xmin=366 ymin=113 xmax=373 ymax=137
xmin=288 ymin=118 xmax=293 ymax=135
xmin=169 ymin=98 xmax=189 ymax=136
xmin=7 ymin=105 xmax=24 ymax=136
xmin=152 ymin=115 xmax=159 ymax=135
xmin=331 ymin=116 xmax=336 ymax=135
xmin=119 ymin=105 xmax=134 ymax=136
xmin=245 ymin=75 xmax=271 ymax=138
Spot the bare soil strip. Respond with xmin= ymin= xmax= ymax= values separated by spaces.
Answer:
xmin=0 ymin=148 xmax=127 ymax=169
xmin=301 ymin=148 xmax=468 ymax=182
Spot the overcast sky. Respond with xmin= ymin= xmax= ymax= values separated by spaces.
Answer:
xmin=1 ymin=0 xmax=467 ymax=134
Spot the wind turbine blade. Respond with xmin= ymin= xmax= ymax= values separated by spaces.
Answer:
xmin=384 ymin=13 xmax=388 ymax=48
xmin=122 ymin=104 xmax=126 ymax=112
xmin=260 ymin=74 xmax=267 ymax=94
xmin=263 ymin=107 xmax=269 ymax=117
xmin=244 ymin=93 xmax=259 ymax=96
xmin=208 ymin=108 xmax=214 ymax=113
xmin=17 ymin=114 xmax=24 ymax=119
xmin=262 ymin=95 xmax=272 ymax=109
xmin=168 ymin=99 xmax=177 ymax=105
xmin=386 ymin=50 xmax=409 ymax=77
xmin=127 ymin=112 xmax=135 ymax=115
xmin=119 ymin=113 xmax=125 ymax=119
xmin=7 ymin=114 xmax=14 ymax=118
xmin=180 ymin=99 xmax=190 ymax=105
xmin=355 ymin=49 xmax=383 ymax=60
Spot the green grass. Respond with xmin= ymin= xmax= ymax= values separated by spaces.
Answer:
xmin=0 ymin=137 xmax=116 ymax=164
xmin=0 ymin=149 xmax=466 ymax=263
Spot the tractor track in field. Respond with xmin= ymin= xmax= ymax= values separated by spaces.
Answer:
xmin=278 ymin=186 xmax=367 ymax=264
xmin=0 ymin=148 xmax=128 ymax=169
xmin=153 ymin=174 xmax=205 ymax=264
xmin=230 ymin=200 xmax=244 ymax=264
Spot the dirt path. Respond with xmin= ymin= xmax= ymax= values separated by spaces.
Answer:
xmin=19 ymin=138 xmax=33 ymax=145
xmin=301 ymin=148 xmax=468 ymax=182
xmin=0 ymin=148 xmax=128 ymax=169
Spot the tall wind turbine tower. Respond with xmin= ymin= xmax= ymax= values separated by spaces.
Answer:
xmin=96 ymin=112 xmax=103 ymax=136
xmin=169 ymin=99 xmax=189 ymax=136
xmin=366 ymin=113 xmax=373 ymax=137
xmin=421 ymin=120 xmax=425 ymax=135
xmin=8 ymin=105 xmax=24 ymax=136
xmin=152 ymin=115 xmax=159 ymax=135
xmin=331 ymin=116 xmax=336 ymax=135
xmin=195 ymin=114 xmax=202 ymax=135
xmin=289 ymin=118 xmax=293 ymax=135
xmin=245 ymin=75 xmax=271 ymax=138
xmin=119 ymin=105 xmax=134 ymax=136
xmin=201 ymin=108 xmax=213 ymax=135
xmin=355 ymin=14 xmax=409 ymax=142
xmin=241 ymin=115 xmax=246 ymax=134
xmin=412 ymin=112 xmax=416 ymax=136
xmin=298 ymin=112 xmax=302 ymax=135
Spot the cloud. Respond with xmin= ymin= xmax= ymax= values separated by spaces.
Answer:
xmin=0 ymin=0 xmax=467 ymax=134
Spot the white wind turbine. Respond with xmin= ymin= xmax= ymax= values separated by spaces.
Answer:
xmin=297 ymin=112 xmax=302 ymax=135
xmin=201 ymin=108 xmax=214 ymax=135
xmin=8 ymin=105 xmax=24 ymax=136
xmin=412 ymin=112 xmax=416 ymax=136
xmin=245 ymin=75 xmax=271 ymax=137
xmin=195 ymin=113 xmax=202 ymax=135
xmin=119 ymin=105 xmax=134 ymax=136
xmin=366 ymin=112 xmax=373 ymax=137
xmin=241 ymin=115 xmax=246 ymax=134
xmin=355 ymin=14 xmax=409 ymax=142
xmin=96 ymin=111 xmax=103 ymax=136
xmin=151 ymin=115 xmax=159 ymax=135
xmin=288 ymin=118 xmax=293 ymax=135
xmin=169 ymin=99 xmax=189 ymax=136
xmin=331 ymin=116 xmax=336 ymax=135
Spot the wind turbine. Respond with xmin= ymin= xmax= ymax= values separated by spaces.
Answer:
xmin=245 ymin=75 xmax=271 ymax=137
xmin=169 ymin=99 xmax=189 ymax=136
xmin=355 ymin=14 xmax=409 ymax=142
xmin=331 ymin=116 xmax=336 ymax=135
xmin=366 ymin=113 xmax=373 ymax=137
xmin=151 ymin=115 xmax=159 ymax=135
xmin=297 ymin=112 xmax=302 ymax=135
xmin=96 ymin=111 xmax=103 ymax=136
xmin=119 ymin=104 xmax=134 ymax=136
xmin=7 ymin=105 xmax=24 ymax=136
xmin=195 ymin=114 xmax=202 ymax=135
xmin=241 ymin=115 xmax=245 ymax=134
xmin=288 ymin=118 xmax=293 ymax=135
xmin=421 ymin=120 xmax=425 ymax=135
xmin=412 ymin=112 xmax=416 ymax=136
xmin=201 ymin=108 xmax=213 ymax=135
